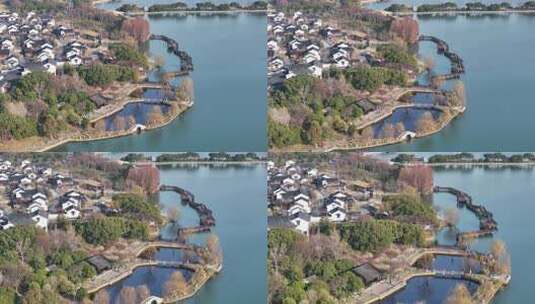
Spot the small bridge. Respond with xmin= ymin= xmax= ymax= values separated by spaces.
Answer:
xmin=133 ymin=240 xmax=202 ymax=257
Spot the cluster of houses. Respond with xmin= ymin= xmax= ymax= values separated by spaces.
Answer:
xmin=267 ymin=11 xmax=373 ymax=88
xmin=0 ymin=159 xmax=108 ymax=231
xmin=267 ymin=160 xmax=382 ymax=235
xmin=0 ymin=11 xmax=112 ymax=93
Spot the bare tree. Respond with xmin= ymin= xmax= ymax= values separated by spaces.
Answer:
xmin=445 ymin=283 xmax=474 ymax=304
xmin=398 ymin=165 xmax=434 ymax=194
xmin=206 ymin=234 xmax=223 ymax=265
xmin=118 ymin=286 xmax=137 ymax=304
xmin=93 ymin=289 xmax=110 ymax=304
xmin=164 ymin=271 xmax=188 ymax=298
xmin=15 ymin=238 xmax=31 ymax=264
xmin=136 ymin=285 xmax=150 ymax=302
xmin=381 ymin=123 xmax=396 ymax=139
xmin=394 ymin=122 xmax=405 ymax=136
xmin=112 ymin=116 xmax=127 ymax=131
xmin=423 ymin=56 xmax=435 ymax=71
xmin=147 ymin=106 xmax=165 ymax=125
xmin=177 ymin=77 xmax=194 ymax=101
xmin=167 ymin=206 xmax=180 ymax=223
xmin=490 ymin=239 xmax=511 ymax=275
xmin=269 ymin=243 xmax=287 ymax=274
xmin=360 ymin=126 xmax=374 ymax=142
xmin=450 ymin=81 xmax=466 ymax=108
xmin=154 ymin=55 xmax=165 ymax=69
xmin=416 ymin=112 xmax=436 ymax=134
xmin=444 ymin=207 xmax=460 ymax=227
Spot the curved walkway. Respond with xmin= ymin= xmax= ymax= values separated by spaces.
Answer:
xmin=434 ymin=186 xmax=498 ymax=244
xmin=160 ymin=184 xmax=216 ymax=229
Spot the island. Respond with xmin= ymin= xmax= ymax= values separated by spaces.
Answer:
xmin=0 ymin=0 xmax=194 ymax=152
xmin=267 ymin=152 xmax=511 ymax=303
xmin=268 ymin=0 xmax=467 ymax=152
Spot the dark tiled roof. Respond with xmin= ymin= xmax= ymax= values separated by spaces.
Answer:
xmin=352 ymin=263 xmax=382 ymax=285
xmin=268 ymin=215 xmax=295 ymax=229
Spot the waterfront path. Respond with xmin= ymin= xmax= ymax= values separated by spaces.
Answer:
xmin=83 ymin=257 xmax=201 ymax=293
xmin=350 ymin=245 xmax=508 ymax=304
xmin=354 ymin=86 xmax=443 ymax=131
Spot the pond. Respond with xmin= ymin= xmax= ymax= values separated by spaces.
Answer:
xmin=380 ymin=276 xmax=478 ymax=304
xmin=106 ymin=266 xmax=193 ymax=302
xmin=372 ymin=107 xmax=442 ymax=138
xmin=103 ymin=102 xmax=171 ymax=131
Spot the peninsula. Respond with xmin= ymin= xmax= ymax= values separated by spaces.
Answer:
xmin=0 ymin=153 xmax=222 ymax=303
xmin=268 ymin=0 xmax=467 ymax=152
xmin=0 ymin=0 xmax=194 ymax=152
xmin=268 ymin=152 xmax=510 ymax=303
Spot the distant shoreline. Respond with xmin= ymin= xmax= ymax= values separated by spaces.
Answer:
xmin=126 ymin=9 xmax=269 ymax=16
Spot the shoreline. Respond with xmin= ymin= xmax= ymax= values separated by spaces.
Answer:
xmin=126 ymin=9 xmax=269 ymax=16
xmin=393 ymin=9 xmax=535 ymax=16
xmin=271 ymin=105 xmax=464 ymax=153
xmin=269 ymin=30 xmax=466 ymax=152
xmin=399 ymin=161 xmax=535 ymax=166
xmin=129 ymin=160 xmax=265 ymax=165
xmin=387 ymin=8 xmax=535 ymax=16
xmin=86 ymin=184 xmax=221 ymax=299
xmin=33 ymin=100 xmax=193 ymax=152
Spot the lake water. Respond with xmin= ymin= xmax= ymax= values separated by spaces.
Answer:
xmin=56 ymin=8 xmax=266 ymax=151
xmin=371 ymin=13 xmax=535 ymax=151
xmin=104 ymin=103 xmax=170 ymax=131
xmin=105 ymin=163 xmax=267 ymax=303
xmin=385 ymin=165 xmax=535 ymax=303
xmin=380 ymin=276 xmax=478 ymax=304
xmin=372 ymin=107 xmax=442 ymax=138
xmin=106 ymin=266 xmax=193 ymax=302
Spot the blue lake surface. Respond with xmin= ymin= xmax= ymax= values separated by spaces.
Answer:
xmin=56 ymin=8 xmax=266 ymax=151
xmin=372 ymin=13 xmax=535 ymax=151
xmin=372 ymin=108 xmax=442 ymax=138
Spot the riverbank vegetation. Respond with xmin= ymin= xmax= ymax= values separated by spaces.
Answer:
xmin=154 ymin=152 xmax=265 ymax=162
xmin=117 ymin=1 xmax=268 ymax=13
xmin=269 ymin=153 xmax=512 ymax=303
xmin=268 ymin=228 xmax=365 ymax=304
xmin=269 ymin=64 xmax=411 ymax=149
xmin=0 ymin=226 xmax=96 ymax=302
xmin=392 ymin=152 xmax=535 ymax=164
xmin=386 ymin=1 xmax=535 ymax=13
